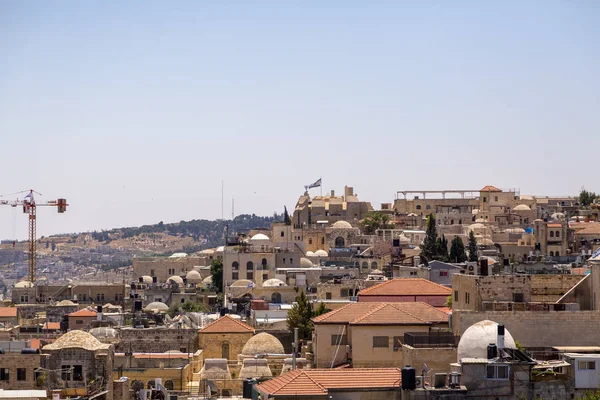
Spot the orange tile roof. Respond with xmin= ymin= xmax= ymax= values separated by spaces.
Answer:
xmin=481 ymin=185 xmax=502 ymax=192
xmin=576 ymin=224 xmax=600 ymax=236
xmin=43 ymin=322 xmax=61 ymax=330
xmin=358 ymin=278 xmax=452 ymax=296
xmin=29 ymin=339 xmax=42 ymax=349
xmin=256 ymin=368 xmax=401 ymax=396
xmin=547 ymin=223 xmax=563 ymax=228
xmin=68 ymin=309 xmax=97 ymax=317
xmin=436 ymin=307 xmax=452 ymax=314
xmin=0 ymin=308 xmax=18 ymax=318
xmin=199 ymin=315 xmax=254 ymax=334
xmin=312 ymin=302 xmax=448 ymax=325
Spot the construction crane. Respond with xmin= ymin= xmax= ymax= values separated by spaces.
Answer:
xmin=0 ymin=190 xmax=68 ymax=284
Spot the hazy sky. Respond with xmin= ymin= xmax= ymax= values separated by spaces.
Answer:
xmin=1 ymin=1 xmax=599 ymax=240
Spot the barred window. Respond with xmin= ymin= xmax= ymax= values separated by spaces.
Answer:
xmin=373 ymin=336 xmax=389 ymax=348
xmin=331 ymin=334 xmax=347 ymax=345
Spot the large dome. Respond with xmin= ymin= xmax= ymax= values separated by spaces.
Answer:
xmin=305 ymin=251 xmax=315 ymax=257
xmin=43 ymin=330 xmax=109 ymax=351
xmin=89 ymin=327 xmax=118 ymax=339
xmin=332 ymin=220 xmax=352 ymax=229
xmin=300 ymin=258 xmax=313 ymax=268
xmin=15 ymin=280 xmax=33 ymax=288
xmin=314 ymin=249 xmax=328 ymax=257
xmin=263 ymin=278 xmax=287 ymax=288
xmin=231 ymin=279 xmax=253 ymax=288
xmin=140 ymin=276 xmax=153 ymax=284
xmin=457 ymin=320 xmax=516 ymax=361
xmin=168 ymin=276 xmax=184 ymax=286
xmin=242 ymin=332 xmax=285 ymax=356
xmin=186 ymin=270 xmax=202 ymax=283
xmin=250 ymin=233 xmax=270 ymax=243
xmin=144 ymin=302 xmax=169 ymax=312
xmin=513 ymin=204 xmax=531 ymax=212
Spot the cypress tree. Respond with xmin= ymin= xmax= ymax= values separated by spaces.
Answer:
xmin=468 ymin=230 xmax=479 ymax=262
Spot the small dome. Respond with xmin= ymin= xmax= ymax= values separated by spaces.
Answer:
xmin=186 ymin=270 xmax=202 ymax=283
xmin=407 ymin=213 xmax=418 ymax=217
xmin=89 ymin=327 xmax=118 ymax=339
xmin=300 ymin=258 xmax=313 ymax=268
xmin=57 ymin=300 xmax=76 ymax=306
xmin=513 ymin=204 xmax=531 ymax=211
xmin=476 ymin=237 xmax=495 ymax=246
xmin=200 ymin=249 xmax=215 ymax=255
xmin=305 ymin=251 xmax=315 ymax=257
xmin=202 ymin=275 xmax=213 ymax=285
xmin=370 ymin=269 xmax=383 ymax=275
xmin=141 ymin=276 xmax=153 ymax=284
xmin=231 ymin=279 xmax=253 ymax=288
xmin=242 ymin=332 xmax=285 ymax=356
xmin=520 ymin=195 xmax=534 ymax=201
xmin=169 ymin=252 xmax=188 ymax=258
xmin=314 ymin=250 xmax=328 ymax=257
xmin=263 ymin=278 xmax=287 ymax=288
xmin=505 ymin=228 xmax=525 ymax=234
xmin=168 ymin=276 xmax=184 ymax=286
xmin=250 ymin=233 xmax=270 ymax=242
xmin=332 ymin=220 xmax=352 ymax=229
xmin=216 ymin=246 xmax=225 ymax=253
xmin=15 ymin=280 xmax=33 ymax=288
xmin=551 ymin=212 xmax=566 ymax=221
xmin=458 ymin=320 xmax=516 ymax=361
xmin=144 ymin=302 xmax=169 ymax=312
xmin=43 ymin=330 xmax=108 ymax=351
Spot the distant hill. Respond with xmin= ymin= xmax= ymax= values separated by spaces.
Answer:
xmin=89 ymin=213 xmax=282 ymax=254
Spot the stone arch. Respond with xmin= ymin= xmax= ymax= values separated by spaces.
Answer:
xmin=164 ymin=380 xmax=174 ymax=390
xmin=222 ymin=341 xmax=230 ymax=359
xmin=335 ymin=237 xmax=345 ymax=248
xmin=271 ymin=292 xmax=282 ymax=304
xmin=371 ymin=261 xmax=378 ymax=269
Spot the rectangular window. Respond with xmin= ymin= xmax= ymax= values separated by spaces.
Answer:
xmin=246 ymin=270 xmax=254 ymax=280
xmin=262 ymin=274 xmax=268 ymax=281
xmin=76 ymin=320 xmax=84 ymax=325
xmin=465 ymin=292 xmax=470 ymax=304
xmin=0 ymin=368 xmax=8 ymax=381
xmin=439 ymin=271 xmax=448 ymax=277
xmin=20 ymin=295 xmax=28 ymax=303
xmin=232 ymin=272 xmax=239 ymax=280
xmin=73 ymin=365 xmax=83 ymax=381
xmin=373 ymin=336 xmax=389 ymax=348
xmin=61 ymin=365 xmax=71 ymax=381
xmin=513 ymin=293 xmax=524 ymax=303
xmin=17 ymin=368 xmax=26 ymax=381
xmin=150 ymin=269 xmax=155 ymax=276
xmin=454 ymin=290 xmax=459 ymax=302
xmin=486 ymin=365 xmax=509 ymax=380
xmin=340 ymin=288 xmax=349 ymax=297
xmin=393 ymin=336 xmax=402 ymax=351
xmin=331 ymin=334 xmax=347 ymax=345
xmin=579 ymin=361 xmax=597 ymax=370
xmin=325 ymin=292 xmax=332 ymax=300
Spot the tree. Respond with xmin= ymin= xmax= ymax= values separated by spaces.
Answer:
xmin=283 ymin=206 xmax=292 ymax=225
xmin=449 ymin=236 xmax=467 ymax=263
xmin=436 ymin=235 xmax=449 ymax=262
xmin=580 ymin=188 xmax=598 ymax=207
xmin=360 ymin=212 xmax=394 ymax=235
xmin=468 ymin=231 xmax=479 ymax=262
xmin=420 ymin=214 xmax=439 ymax=265
xmin=580 ymin=391 xmax=600 ymax=400
xmin=286 ymin=291 xmax=314 ymax=340
xmin=445 ymin=294 xmax=452 ymax=309
xmin=168 ymin=300 xmax=207 ymax=317
xmin=312 ymin=302 xmax=329 ymax=318
xmin=210 ymin=259 xmax=223 ymax=294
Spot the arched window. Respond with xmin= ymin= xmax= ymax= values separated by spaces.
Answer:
xmin=450 ymin=219 xmax=454 ymax=225
xmin=164 ymin=380 xmax=174 ymax=391
xmin=555 ymin=251 xmax=560 ymax=257
xmin=321 ymin=237 xmax=325 ymax=244
xmin=271 ymin=292 xmax=282 ymax=303
xmin=362 ymin=261 xmax=369 ymax=269
xmin=556 ymin=231 xmax=560 ymax=238
xmin=549 ymin=251 xmax=554 ymax=257
xmin=459 ymin=219 xmax=462 ymax=225
xmin=416 ymin=205 xmax=422 ymax=210
xmin=550 ymin=231 xmax=555 ymax=237
xmin=232 ymin=261 xmax=239 ymax=271
xmin=371 ymin=261 xmax=378 ymax=269
xmin=309 ymin=238 xmax=313 ymax=245
xmin=426 ymin=205 xmax=431 ymax=210
xmin=222 ymin=342 xmax=230 ymax=359
xmin=262 ymin=258 xmax=268 ymax=267
xmin=247 ymin=261 xmax=254 ymax=270
xmin=335 ymin=237 xmax=345 ymax=248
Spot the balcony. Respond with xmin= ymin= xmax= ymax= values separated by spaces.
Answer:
xmin=403 ymin=331 xmax=459 ymax=348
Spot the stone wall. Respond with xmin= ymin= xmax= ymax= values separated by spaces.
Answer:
xmin=401 ymin=345 xmax=457 ymax=374
xmin=198 ymin=332 xmax=253 ymax=361
xmin=113 ymin=377 xmax=130 ymax=400
xmin=116 ymin=328 xmax=198 ymax=353
xmin=0 ymin=353 xmax=41 ymax=389
xmin=453 ymin=310 xmax=600 ymax=348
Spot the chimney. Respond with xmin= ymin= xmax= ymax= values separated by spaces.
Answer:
xmin=497 ymin=324 xmax=505 ymax=350
xmin=330 ymin=190 xmax=335 ymax=197
xmin=96 ymin=305 xmax=103 ymax=322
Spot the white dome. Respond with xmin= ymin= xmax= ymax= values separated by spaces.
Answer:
xmin=305 ymin=251 xmax=315 ymax=257
xmin=513 ymin=204 xmax=531 ymax=211
xmin=314 ymin=250 xmax=328 ymax=257
xmin=407 ymin=213 xmax=418 ymax=217
xmin=551 ymin=212 xmax=565 ymax=221
xmin=186 ymin=270 xmax=202 ymax=283
xmin=263 ymin=278 xmax=287 ymax=288
xmin=300 ymin=258 xmax=313 ymax=268
xmin=250 ymin=233 xmax=270 ymax=242
xmin=457 ymin=320 xmax=516 ymax=361
xmin=332 ymin=220 xmax=352 ymax=229
xmin=141 ymin=275 xmax=153 ymax=284
xmin=169 ymin=252 xmax=188 ymax=258
xmin=200 ymin=249 xmax=215 ymax=255
xmin=505 ymin=228 xmax=525 ymax=234
xmin=168 ymin=276 xmax=184 ymax=285
xmin=202 ymin=275 xmax=213 ymax=285
xmin=15 ymin=280 xmax=33 ymax=288
xmin=231 ymin=279 xmax=253 ymax=288
xmin=216 ymin=246 xmax=225 ymax=253
xmin=144 ymin=302 xmax=169 ymax=312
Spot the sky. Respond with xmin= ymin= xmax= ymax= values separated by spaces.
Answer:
xmin=0 ymin=1 xmax=599 ymax=240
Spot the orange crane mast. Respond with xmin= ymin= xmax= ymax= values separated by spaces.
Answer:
xmin=0 ymin=190 xmax=68 ymax=283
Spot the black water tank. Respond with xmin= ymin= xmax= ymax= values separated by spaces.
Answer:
xmin=97 ymin=305 xmax=103 ymax=313
xmin=134 ymin=300 xmax=143 ymax=311
xmin=498 ymin=324 xmax=505 ymax=336
xmin=152 ymin=276 xmax=157 ymax=283
xmin=487 ymin=343 xmax=498 ymax=359
xmin=401 ymin=366 xmax=416 ymax=390
xmin=21 ymin=348 xmax=40 ymax=354
xmin=0 ymin=348 xmax=4 ymax=354
xmin=242 ymin=378 xmax=255 ymax=398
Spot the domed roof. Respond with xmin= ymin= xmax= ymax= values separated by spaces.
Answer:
xmin=551 ymin=212 xmax=566 ymax=221
xmin=168 ymin=276 xmax=184 ymax=285
xmin=505 ymin=228 xmax=525 ymax=234
xmin=216 ymin=246 xmax=225 ymax=253
xmin=43 ymin=330 xmax=110 ymax=351
xmin=169 ymin=252 xmax=188 ymax=258
xmin=300 ymin=258 xmax=313 ymax=268
xmin=520 ymin=195 xmax=534 ymax=201
xmin=186 ymin=270 xmax=202 ymax=283
xmin=468 ymin=223 xmax=485 ymax=230
xmin=89 ymin=327 xmax=118 ymax=339
xmin=242 ymin=332 xmax=285 ymax=356
xmin=202 ymin=275 xmax=213 ymax=285
xmin=314 ymin=249 xmax=328 ymax=257
xmin=15 ymin=280 xmax=33 ymax=288
xmin=250 ymin=233 xmax=270 ymax=242
xmin=332 ymin=220 xmax=352 ymax=229
xmin=457 ymin=320 xmax=516 ymax=361
xmin=305 ymin=251 xmax=315 ymax=257
xmin=263 ymin=278 xmax=287 ymax=288
xmin=200 ymin=249 xmax=215 ymax=255
xmin=144 ymin=302 xmax=169 ymax=311
xmin=141 ymin=276 xmax=153 ymax=284
xmin=57 ymin=300 xmax=76 ymax=306
xmin=407 ymin=213 xmax=418 ymax=217
xmin=231 ymin=279 xmax=253 ymax=288
xmin=513 ymin=204 xmax=531 ymax=211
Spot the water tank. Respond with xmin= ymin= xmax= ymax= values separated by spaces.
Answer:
xmin=0 ymin=348 xmax=4 ymax=354
xmin=401 ymin=366 xmax=416 ymax=390
xmin=21 ymin=348 xmax=40 ymax=354
xmin=134 ymin=300 xmax=143 ymax=311
xmin=242 ymin=378 xmax=255 ymax=399
xmin=480 ymin=258 xmax=489 ymax=276
xmin=487 ymin=343 xmax=498 ymax=359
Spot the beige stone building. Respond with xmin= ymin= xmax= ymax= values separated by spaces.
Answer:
xmin=312 ymin=302 xmax=448 ymax=368
xmin=534 ymin=219 xmax=570 ymax=257
xmin=133 ymin=254 xmax=212 ymax=284
xmin=12 ymin=282 xmax=127 ymax=306
xmin=197 ymin=315 xmax=254 ymax=361
xmin=0 ymin=351 xmax=41 ymax=390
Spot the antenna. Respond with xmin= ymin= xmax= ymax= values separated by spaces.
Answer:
xmin=232 ymin=198 xmax=235 ymax=220
xmin=221 ymin=180 xmax=224 ymax=220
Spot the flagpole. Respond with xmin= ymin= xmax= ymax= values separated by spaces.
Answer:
xmin=320 ymin=177 xmax=322 ymax=197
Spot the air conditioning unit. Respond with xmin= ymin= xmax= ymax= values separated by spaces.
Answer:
xmin=468 ymin=266 xmax=475 ymax=271
xmin=415 ymin=376 xmax=424 ymax=388
xmin=349 ymin=296 xmax=358 ymax=302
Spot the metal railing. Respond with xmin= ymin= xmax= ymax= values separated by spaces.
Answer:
xmin=403 ymin=332 xmax=459 ymax=348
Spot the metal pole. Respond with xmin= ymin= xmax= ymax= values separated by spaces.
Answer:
xmin=292 ymin=328 xmax=298 ymax=370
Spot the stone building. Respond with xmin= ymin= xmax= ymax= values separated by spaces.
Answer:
xmin=42 ymin=330 xmax=114 ymax=400
xmin=0 ymin=351 xmax=41 ymax=390
xmin=115 ymin=327 xmax=198 ymax=354
xmin=534 ymin=219 xmax=570 ymax=257
xmin=12 ymin=282 xmax=127 ymax=306
xmin=197 ymin=315 xmax=254 ymax=361
xmin=133 ymin=254 xmax=212 ymax=284
xmin=357 ymin=278 xmax=452 ymax=307
xmin=68 ymin=308 xmax=98 ymax=331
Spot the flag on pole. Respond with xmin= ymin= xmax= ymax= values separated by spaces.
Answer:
xmin=308 ymin=178 xmax=322 ymax=189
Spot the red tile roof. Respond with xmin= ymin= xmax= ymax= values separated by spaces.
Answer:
xmin=0 ymin=308 xmax=18 ymax=318
xmin=436 ymin=307 xmax=452 ymax=314
xmin=480 ymin=185 xmax=502 ymax=192
xmin=43 ymin=322 xmax=61 ymax=330
xmin=547 ymin=223 xmax=563 ymax=228
xmin=358 ymin=278 xmax=452 ymax=296
xmin=256 ymin=368 xmax=401 ymax=396
xmin=68 ymin=309 xmax=97 ymax=317
xmin=199 ymin=315 xmax=254 ymax=334
xmin=312 ymin=302 xmax=448 ymax=325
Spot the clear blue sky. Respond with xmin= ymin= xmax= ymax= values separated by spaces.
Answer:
xmin=0 ymin=1 xmax=598 ymax=239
